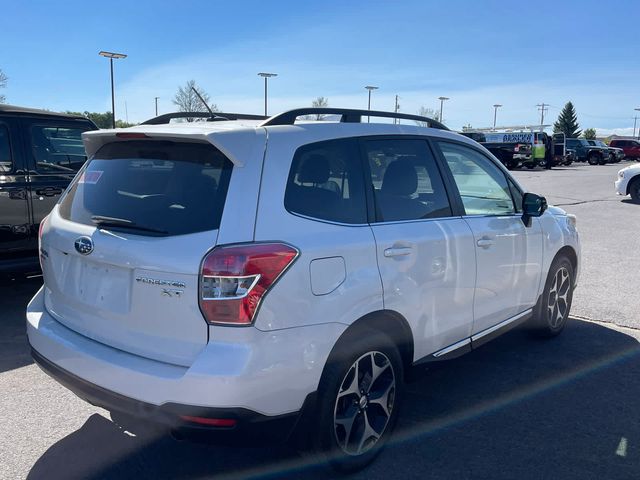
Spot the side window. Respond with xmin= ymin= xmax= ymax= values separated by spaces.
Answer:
xmin=31 ymin=125 xmax=89 ymax=173
xmin=0 ymin=124 xmax=12 ymax=173
xmin=363 ymin=139 xmax=452 ymax=222
xmin=284 ymin=138 xmax=367 ymax=224
xmin=508 ymin=178 xmax=523 ymax=213
xmin=438 ymin=142 xmax=516 ymax=216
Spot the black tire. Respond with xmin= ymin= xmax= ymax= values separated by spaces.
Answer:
xmin=529 ymin=255 xmax=574 ymax=337
xmin=564 ymin=160 xmax=573 ymax=166
xmin=526 ymin=163 xmax=535 ymax=169
xmin=629 ymin=178 xmax=640 ymax=204
xmin=587 ymin=153 xmax=600 ymax=165
xmin=313 ymin=330 xmax=404 ymax=473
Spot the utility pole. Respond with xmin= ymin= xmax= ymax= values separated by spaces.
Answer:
xmin=635 ymin=108 xmax=640 ymax=139
xmin=537 ymin=103 xmax=548 ymax=126
xmin=154 ymin=96 xmax=159 ymax=116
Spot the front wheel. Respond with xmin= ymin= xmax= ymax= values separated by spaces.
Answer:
xmin=314 ymin=331 xmax=403 ymax=473
xmin=530 ymin=256 xmax=575 ymax=337
xmin=629 ymin=178 xmax=640 ymax=204
xmin=587 ymin=153 xmax=600 ymax=165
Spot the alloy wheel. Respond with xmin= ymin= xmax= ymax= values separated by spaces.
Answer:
xmin=333 ymin=351 xmax=396 ymax=456
xmin=547 ymin=266 xmax=571 ymax=328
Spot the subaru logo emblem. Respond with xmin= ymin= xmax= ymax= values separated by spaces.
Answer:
xmin=74 ymin=236 xmax=94 ymax=255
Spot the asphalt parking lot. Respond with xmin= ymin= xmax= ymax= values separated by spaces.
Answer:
xmin=1 ymin=161 xmax=639 ymax=480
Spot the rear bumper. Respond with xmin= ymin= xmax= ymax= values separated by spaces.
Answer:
xmin=31 ymin=347 xmax=308 ymax=444
xmin=27 ymin=286 xmax=345 ymax=419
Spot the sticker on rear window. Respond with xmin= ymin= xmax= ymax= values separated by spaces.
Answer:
xmin=79 ymin=171 xmax=103 ymax=184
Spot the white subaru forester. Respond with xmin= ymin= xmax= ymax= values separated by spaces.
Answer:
xmin=28 ymin=108 xmax=580 ymax=472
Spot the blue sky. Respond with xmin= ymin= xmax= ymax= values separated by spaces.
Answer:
xmin=2 ymin=0 xmax=639 ymax=134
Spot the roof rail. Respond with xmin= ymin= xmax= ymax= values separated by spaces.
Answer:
xmin=259 ymin=108 xmax=449 ymax=130
xmin=141 ymin=111 xmax=268 ymax=125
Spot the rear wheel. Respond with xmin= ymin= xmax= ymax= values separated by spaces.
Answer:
xmin=530 ymin=256 xmax=574 ymax=337
xmin=629 ymin=178 xmax=640 ymax=204
xmin=314 ymin=331 xmax=403 ymax=472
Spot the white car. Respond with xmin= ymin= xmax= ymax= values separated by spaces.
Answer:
xmin=615 ymin=163 xmax=640 ymax=203
xmin=28 ymin=108 xmax=581 ymax=472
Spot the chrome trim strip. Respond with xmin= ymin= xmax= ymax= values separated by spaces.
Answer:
xmin=471 ymin=308 xmax=533 ymax=342
xmin=432 ymin=338 xmax=472 ymax=358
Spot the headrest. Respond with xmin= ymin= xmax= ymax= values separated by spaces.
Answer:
xmin=297 ymin=154 xmax=330 ymax=184
xmin=382 ymin=160 xmax=418 ymax=196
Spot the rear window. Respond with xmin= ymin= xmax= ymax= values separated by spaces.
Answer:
xmin=58 ymin=140 xmax=233 ymax=236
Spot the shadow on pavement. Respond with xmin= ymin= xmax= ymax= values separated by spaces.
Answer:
xmin=27 ymin=319 xmax=640 ymax=480
xmin=0 ymin=276 xmax=42 ymax=373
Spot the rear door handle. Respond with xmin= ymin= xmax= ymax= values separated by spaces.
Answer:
xmin=476 ymin=237 xmax=495 ymax=248
xmin=384 ymin=247 xmax=413 ymax=257
xmin=35 ymin=187 xmax=63 ymax=196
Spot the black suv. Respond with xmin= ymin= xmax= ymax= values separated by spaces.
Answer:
xmin=565 ymin=138 xmax=609 ymax=165
xmin=0 ymin=105 xmax=97 ymax=273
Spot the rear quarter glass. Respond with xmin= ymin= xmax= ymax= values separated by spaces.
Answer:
xmin=58 ymin=140 xmax=233 ymax=236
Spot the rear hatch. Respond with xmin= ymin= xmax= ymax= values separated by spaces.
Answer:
xmin=41 ymin=139 xmax=233 ymax=366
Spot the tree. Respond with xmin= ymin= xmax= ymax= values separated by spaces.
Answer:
xmin=553 ymin=101 xmax=581 ymax=138
xmin=65 ymin=111 xmax=136 ymax=129
xmin=415 ymin=106 xmax=440 ymax=127
xmin=172 ymin=80 xmax=218 ymax=121
xmin=311 ymin=96 xmax=329 ymax=120
xmin=0 ymin=69 xmax=7 ymax=103
xmin=582 ymin=128 xmax=596 ymax=140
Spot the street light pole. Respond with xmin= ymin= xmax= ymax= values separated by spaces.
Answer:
xmin=635 ymin=108 xmax=640 ymax=139
xmin=437 ymin=96 xmax=449 ymax=123
xmin=258 ymin=72 xmax=278 ymax=116
xmin=99 ymin=51 xmax=127 ymax=129
xmin=394 ymin=95 xmax=400 ymax=124
xmin=154 ymin=96 xmax=159 ymax=116
xmin=492 ymin=104 xmax=503 ymax=130
xmin=365 ymin=86 xmax=379 ymax=123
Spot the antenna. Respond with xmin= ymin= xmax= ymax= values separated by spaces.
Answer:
xmin=191 ymin=86 xmax=214 ymax=115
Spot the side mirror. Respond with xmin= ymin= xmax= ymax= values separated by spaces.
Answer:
xmin=522 ymin=192 xmax=547 ymax=227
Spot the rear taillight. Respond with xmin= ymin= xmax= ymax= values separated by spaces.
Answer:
xmin=199 ymin=243 xmax=298 ymax=326
xmin=38 ymin=215 xmax=48 ymax=243
xmin=38 ymin=215 xmax=49 ymax=268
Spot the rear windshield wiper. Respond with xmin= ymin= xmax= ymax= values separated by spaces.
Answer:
xmin=91 ymin=215 xmax=168 ymax=235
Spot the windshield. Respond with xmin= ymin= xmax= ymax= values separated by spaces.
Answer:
xmin=58 ymin=140 xmax=233 ymax=236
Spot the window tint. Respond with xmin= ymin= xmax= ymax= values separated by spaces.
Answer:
xmin=0 ymin=124 xmax=12 ymax=173
xmin=31 ymin=125 xmax=90 ymax=173
xmin=284 ymin=138 xmax=366 ymax=224
xmin=438 ymin=142 xmax=516 ymax=216
xmin=364 ymin=139 xmax=452 ymax=222
xmin=58 ymin=140 xmax=233 ymax=236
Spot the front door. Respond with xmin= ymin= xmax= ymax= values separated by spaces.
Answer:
xmin=434 ymin=140 xmax=543 ymax=335
xmin=0 ymin=116 xmax=31 ymax=257
xmin=362 ymin=137 xmax=476 ymax=360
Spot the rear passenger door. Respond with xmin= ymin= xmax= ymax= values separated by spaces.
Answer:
xmin=0 ymin=116 xmax=31 ymax=255
xmin=362 ymin=137 xmax=476 ymax=360
xmin=23 ymin=119 xmax=93 ymax=243
xmin=434 ymin=141 xmax=543 ymax=336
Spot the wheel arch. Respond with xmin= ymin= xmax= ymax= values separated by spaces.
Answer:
xmin=626 ymin=174 xmax=640 ymax=195
xmin=553 ymin=245 xmax=578 ymax=284
xmin=324 ymin=310 xmax=415 ymax=379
